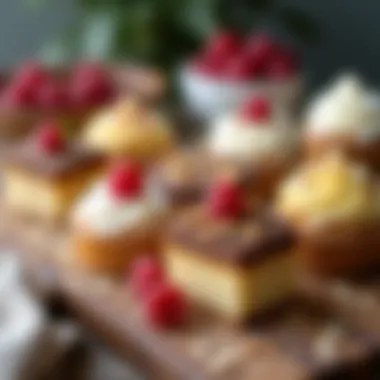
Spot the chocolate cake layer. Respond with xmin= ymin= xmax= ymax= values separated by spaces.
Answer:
xmin=152 ymin=148 xmax=258 ymax=207
xmin=1 ymin=138 xmax=104 ymax=179
xmin=167 ymin=205 xmax=294 ymax=267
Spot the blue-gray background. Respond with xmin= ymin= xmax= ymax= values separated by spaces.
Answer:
xmin=0 ymin=0 xmax=378 ymax=90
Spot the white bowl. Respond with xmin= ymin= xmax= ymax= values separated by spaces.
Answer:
xmin=179 ymin=64 xmax=304 ymax=121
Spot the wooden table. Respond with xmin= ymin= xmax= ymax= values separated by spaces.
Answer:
xmin=2 ymin=210 xmax=380 ymax=380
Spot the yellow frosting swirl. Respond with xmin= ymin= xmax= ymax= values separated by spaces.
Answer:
xmin=277 ymin=153 xmax=379 ymax=224
xmin=83 ymin=98 xmax=174 ymax=159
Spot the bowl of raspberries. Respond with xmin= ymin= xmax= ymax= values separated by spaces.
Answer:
xmin=180 ymin=31 xmax=303 ymax=120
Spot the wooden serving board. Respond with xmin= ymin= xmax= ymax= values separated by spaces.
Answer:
xmin=2 ymin=209 xmax=380 ymax=380
xmin=301 ymin=273 xmax=380 ymax=339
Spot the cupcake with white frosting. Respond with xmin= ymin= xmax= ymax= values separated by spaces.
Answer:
xmin=208 ymin=97 xmax=298 ymax=162
xmin=152 ymin=96 xmax=299 ymax=208
xmin=206 ymin=96 xmax=299 ymax=197
xmin=277 ymin=153 xmax=380 ymax=276
xmin=305 ymin=73 xmax=380 ymax=171
xmin=71 ymin=161 xmax=167 ymax=274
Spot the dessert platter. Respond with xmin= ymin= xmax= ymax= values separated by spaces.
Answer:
xmin=2 ymin=33 xmax=380 ymax=379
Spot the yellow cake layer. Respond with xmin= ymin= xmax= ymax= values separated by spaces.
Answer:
xmin=164 ymin=245 xmax=295 ymax=320
xmin=3 ymin=168 xmax=101 ymax=221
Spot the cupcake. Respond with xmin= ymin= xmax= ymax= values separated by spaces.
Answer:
xmin=71 ymin=161 xmax=167 ymax=274
xmin=82 ymin=98 xmax=175 ymax=164
xmin=206 ymin=96 xmax=299 ymax=198
xmin=305 ymin=73 xmax=380 ymax=171
xmin=277 ymin=153 xmax=380 ymax=276
xmin=153 ymin=96 xmax=299 ymax=208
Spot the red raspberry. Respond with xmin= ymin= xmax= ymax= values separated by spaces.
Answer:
xmin=3 ymin=82 xmax=36 ymax=107
xmin=191 ymin=54 xmax=226 ymax=77
xmin=7 ymin=61 xmax=49 ymax=107
xmin=37 ymin=81 xmax=71 ymax=110
xmin=71 ymin=62 xmax=114 ymax=108
xmin=208 ymin=180 xmax=244 ymax=219
xmin=241 ymin=97 xmax=271 ymax=122
xmin=193 ymin=31 xmax=241 ymax=77
xmin=13 ymin=61 xmax=48 ymax=90
xmin=266 ymin=49 xmax=299 ymax=79
xmin=243 ymin=33 xmax=277 ymax=69
xmin=129 ymin=257 xmax=164 ymax=299
xmin=36 ymin=120 xmax=64 ymax=154
xmin=224 ymin=55 xmax=255 ymax=80
xmin=144 ymin=284 xmax=188 ymax=328
xmin=206 ymin=31 xmax=240 ymax=59
xmin=73 ymin=62 xmax=107 ymax=81
xmin=108 ymin=161 xmax=143 ymax=200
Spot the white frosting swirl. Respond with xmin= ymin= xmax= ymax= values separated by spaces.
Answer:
xmin=306 ymin=74 xmax=380 ymax=140
xmin=73 ymin=181 xmax=165 ymax=236
xmin=207 ymin=112 xmax=298 ymax=162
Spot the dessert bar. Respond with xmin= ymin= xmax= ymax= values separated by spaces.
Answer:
xmin=164 ymin=180 xmax=296 ymax=321
xmin=2 ymin=121 xmax=104 ymax=221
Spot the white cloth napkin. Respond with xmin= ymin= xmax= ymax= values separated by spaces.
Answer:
xmin=0 ymin=254 xmax=79 ymax=380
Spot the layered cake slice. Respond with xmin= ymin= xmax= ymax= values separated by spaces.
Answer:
xmin=163 ymin=180 xmax=296 ymax=321
xmin=1 ymin=120 xmax=104 ymax=221
xmin=71 ymin=161 xmax=167 ymax=274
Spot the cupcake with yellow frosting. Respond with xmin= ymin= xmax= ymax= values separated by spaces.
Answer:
xmin=305 ymin=73 xmax=380 ymax=171
xmin=277 ymin=153 xmax=380 ymax=276
xmin=82 ymin=98 xmax=175 ymax=164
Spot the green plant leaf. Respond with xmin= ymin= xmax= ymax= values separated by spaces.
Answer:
xmin=114 ymin=2 xmax=158 ymax=61
xmin=179 ymin=0 xmax=219 ymax=40
xmin=279 ymin=8 xmax=320 ymax=42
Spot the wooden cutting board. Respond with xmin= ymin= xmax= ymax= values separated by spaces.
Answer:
xmin=2 ymin=209 xmax=380 ymax=380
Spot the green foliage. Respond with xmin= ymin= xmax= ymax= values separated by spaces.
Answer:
xmin=35 ymin=0 xmax=320 ymax=70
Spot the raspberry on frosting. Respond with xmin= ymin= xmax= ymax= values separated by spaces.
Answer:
xmin=108 ymin=161 xmax=143 ymax=200
xmin=241 ymin=97 xmax=271 ymax=122
xmin=208 ymin=180 xmax=244 ymax=219
xmin=36 ymin=120 xmax=65 ymax=154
